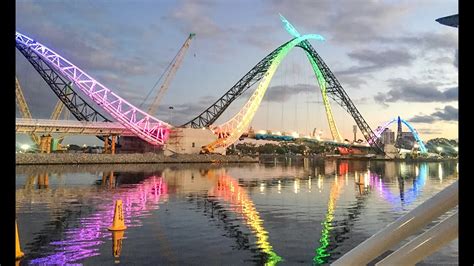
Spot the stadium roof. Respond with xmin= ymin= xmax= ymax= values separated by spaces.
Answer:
xmin=436 ymin=14 xmax=458 ymax=27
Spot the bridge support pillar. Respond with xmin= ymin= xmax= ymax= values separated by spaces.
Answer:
xmin=109 ymin=171 xmax=115 ymax=188
xmin=104 ymin=136 xmax=110 ymax=154
xmin=40 ymin=135 xmax=52 ymax=153
xmin=111 ymin=135 xmax=116 ymax=155
xmin=37 ymin=173 xmax=48 ymax=189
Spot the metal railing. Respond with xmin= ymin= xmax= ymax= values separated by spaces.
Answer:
xmin=332 ymin=180 xmax=458 ymax=265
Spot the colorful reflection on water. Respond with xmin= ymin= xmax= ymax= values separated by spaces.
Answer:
xmin=15 ymin=160 xmax=458 ymax=265
xmin=26 ymin=173 xmax=167 ymax=265
xmin=211 ymin=174 xmax=282 ymax=265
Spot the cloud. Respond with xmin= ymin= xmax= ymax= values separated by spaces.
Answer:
xmin=337 ymin=49 xmax=415 ymax=75
xmin=154 ymin=97 xmax=217 ymax=125
xmin=454 ymin=49 xmax=458 ymax=68
xmin=263 ymin=0 xmax=415 ymax=43
xmin=378 ymin=32 xmax=458 ymax=52
xmin=416 ymin=128 xmax=443 ymax=135
xmin=335 ymin=74 xmax=370 ymax=89
xmin=16 ymin=2 xmax=163 ymax=78
xmin=164 ymin=1 xmax=224 ymax=39
xmin=408 ymin=105 xmax=458 ymax=123
xmin=374 ymin=79 xmax=457 ymax=104
xmin=263 ymin=84 xmax=318 ymax=102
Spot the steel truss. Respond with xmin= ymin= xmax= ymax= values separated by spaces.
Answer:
xmin=16 ymin=41 xmax=113 ymax=144
xmin=16 ymin=32 xmax=170 ymax=146
xmin=181 ymin=40 xmax=292 ymax=128
xmin=296 ymin=42 xmax=384 ymax=154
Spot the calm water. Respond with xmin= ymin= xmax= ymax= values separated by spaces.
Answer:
xmin=16 ymin=159 xmax=458 ymax=265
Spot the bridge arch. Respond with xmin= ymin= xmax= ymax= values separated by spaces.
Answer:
xmin=204 ymin=34 xmax=328 ymax=151
xmin=374 ymin=117 xmax=427 ymax=153
xmin=16 ymin=32 xmax=171 ymax=145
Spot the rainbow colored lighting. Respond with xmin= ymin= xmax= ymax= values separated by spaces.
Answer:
xmin=15 ymin=32 xmax=171 ymax=145
xmin=314 ymin=174 xmax=344 ymax=264
xmin=279 ymin=14 xmax=343 ymax=142
xmin=206 ymin=34 xmax=325 ymax=150
xmin=29 ymin=176 xmax=167 ymax=265
xmin=372 ymin=164 xmax=428 ymax=210
xmin=372 ymin=117 xmax=427 ymax=153
xmin=211 ymin=175 xmax=283 ymax=265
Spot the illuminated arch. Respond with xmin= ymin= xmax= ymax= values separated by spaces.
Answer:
xmin=16 ymin=32 xmax=171 ymax=146
xmin=373 ymin=117 xmax=427 ymax=153
xmin=205 ymin=34 xmax=326 ymax=151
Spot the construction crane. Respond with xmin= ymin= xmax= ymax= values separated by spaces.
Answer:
xmin=146 ymin=33 xmax=195 ymax=116
xmin=16 ymin=77 xmax=40 ymax=145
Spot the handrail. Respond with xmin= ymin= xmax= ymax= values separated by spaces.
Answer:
xmin=376 ymin=211 xmax=458 ymax=265
xmin=331 ymin=180 xmax=458 ymax=265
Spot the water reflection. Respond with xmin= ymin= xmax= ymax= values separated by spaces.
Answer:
xmin=15 ymin=161 xmax=458 ymax=265
xmin=211 ymin=174 xmax=283 ymax=265
xmin=27 ymin=174 xmax=167 ymax=265
xmin=314 ymin=169 xmax=344 ymax=264
xmin=372 ymin=163 xmax=428 ymax=211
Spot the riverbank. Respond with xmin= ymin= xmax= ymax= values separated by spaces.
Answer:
xmin=16 ymin=153 xmax=258 ymax=165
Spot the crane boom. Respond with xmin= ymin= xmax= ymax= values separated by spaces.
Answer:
xmin=147 ymin=33 xmax=195 ymax=116
xmin=15 ymin=77 xmax=40 ymax=145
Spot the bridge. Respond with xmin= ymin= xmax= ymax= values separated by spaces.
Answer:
xmin=15 ymin=15 xmax=428 ymax=156
xmin=16 ymin=118 xmax=134 ymax=136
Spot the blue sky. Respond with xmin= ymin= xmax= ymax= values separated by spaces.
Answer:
xmin=15 ymin=0 xmax=458 ymax=145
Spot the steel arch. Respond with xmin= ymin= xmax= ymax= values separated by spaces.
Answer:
xmin=16 ymin=32 xmax=171 ymax=145
xmin=373 ymin=117 xmax=427 ymax=153
xmin=16 ymin=41 xmax=114 ymax=145
xmin=205 ymin=34 xmax=326 ymax=151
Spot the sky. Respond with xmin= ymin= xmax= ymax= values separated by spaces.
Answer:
xmin=15 ymin=0 xmax=458 ymax=146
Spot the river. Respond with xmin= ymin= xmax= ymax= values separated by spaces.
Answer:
xmin=15 ymin=159 xmax=458 ymax=265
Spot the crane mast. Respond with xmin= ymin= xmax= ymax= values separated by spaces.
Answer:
xmin=147 ymin=33 xmax=195 ymax=116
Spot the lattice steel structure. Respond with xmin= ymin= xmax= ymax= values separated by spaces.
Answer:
xmin=204 ymin=34 xmax=325 ymax=152
xmin=16 ymin=39 xmax=114 ymax=144
xmin=16 ymin=32 xmax=171 ymax=145
xmin=295 ymin=43 xmax=384 ymax=153
xmin=181 ymin=40 xmax=291 ymax=128
xmin=185 ymin=16 xmax=384 ymax=153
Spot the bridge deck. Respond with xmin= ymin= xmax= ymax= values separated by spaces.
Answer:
xmin=16 ymin=118 xmax=135 ymax=136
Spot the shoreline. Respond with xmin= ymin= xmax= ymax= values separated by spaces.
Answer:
xmin=16 ymin=153 xmax=258 ymax=165
xmin=16 ymin=153 xmax=457 ymax=165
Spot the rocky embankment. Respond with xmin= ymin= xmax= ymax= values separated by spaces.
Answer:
xmin=16 ymin=153 xmax=258 ymax=165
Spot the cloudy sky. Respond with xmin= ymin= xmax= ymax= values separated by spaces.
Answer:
xmin=15 ymin=0 xmax=458 ymax=145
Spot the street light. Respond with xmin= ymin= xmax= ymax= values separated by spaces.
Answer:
xmin=20 ymin=144 xmax=30 ymax=153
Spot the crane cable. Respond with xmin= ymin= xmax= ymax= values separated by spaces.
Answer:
xmin=139 ymin=50 xmax=181 ymax=109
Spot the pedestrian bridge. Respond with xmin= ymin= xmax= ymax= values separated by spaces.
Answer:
xmin=15 ymin=118 xmax=134 ymax=136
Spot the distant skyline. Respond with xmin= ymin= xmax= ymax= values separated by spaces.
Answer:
xmin=15 ymin=1 xmax=458 ymax=145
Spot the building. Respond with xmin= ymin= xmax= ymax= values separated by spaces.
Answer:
xmin=381 ymin=128 xmax=395 ymax=145
xmin=397 ymin=132 xmax=416 ymax=149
